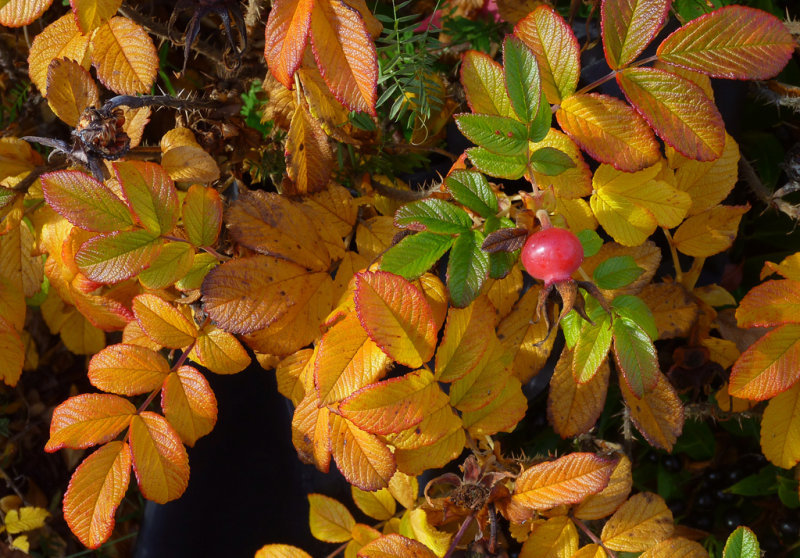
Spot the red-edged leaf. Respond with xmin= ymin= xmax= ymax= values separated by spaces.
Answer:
xmin=75 ymin=230 xmax=163 ymax=284
xmin=354 ymin=271 xmax=437 ymax=368
xmin=460 ymin=50 xmax=516 ymax=118
xmin=46 ymin=394 xmax=136 ymax=451
xmin=729 ymin=323 xmax=800 ymax=401
xmin=41 ymin=170 xmax=134 ymax=232
xmin=88 ymin=343 xmax=170 ymax=396
xmin=514 ymin=5 xmax=580 ymax=103
xmin=557 ymin=93 xmax=660 ymax=172
xmin=265 ymin=0 xmax=314 ymax=88
xmin=657 ymin=6 xmax=795 ymax=80
xmin=329 ymin=414 xmax=396 ymax=491
xmin=114 ymin=161 xmax=178 ymax=236
xmin=63 ymin=441 xmax=132 ymax=549
xmin=161 ymin=366 xmax=217 ymax=446
xmin=617 ymin=67 xmax=724 ymax=161
xmin=601 ymin=0 xmax=671 ymax=69
xmin=735 ymin=279 xmax=800 ymax=328
xmin=129 ymin=412 xmax=189 ymax=504
xmin=310 ymin=0 xmax=378 ymax=114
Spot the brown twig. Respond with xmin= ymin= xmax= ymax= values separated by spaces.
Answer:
xmin=739 ymin=157 xmax=800 ymax=221
xmin=572 ymin=517 xmax=618 ymax=558
xmin=443 ymin=513 xmax=475 ymax=558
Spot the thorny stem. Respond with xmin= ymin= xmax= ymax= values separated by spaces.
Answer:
xmin=661 ymin=227 xmax=683 ymax=282
xmin=443 ymin=513 xmax=475 ymax=558
xmin=572 ymin=517 xmax=618 ymax=558
xmin=104 ymin=94 xmax=221 ymax=112
xmin=740 ymin=157 xmax=800 ymax=220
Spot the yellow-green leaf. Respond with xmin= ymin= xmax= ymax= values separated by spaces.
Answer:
xmin=729 ymin=323 xmax=800 ymax=401
xmin=601 ymin=0 xmax=670 ymax=69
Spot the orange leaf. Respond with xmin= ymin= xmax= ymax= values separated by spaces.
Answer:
xmin=88 ymin=343 xmax=170 ymax=395
xmin=354 ymin=271 xmax=436 ymax=368
xmin=459 ymin=50 xmax=516 ymax=118
xmin=638 ymin=282 xmax=698 ymax=340
xmin=308 ymin=493 xmax=356 ymax=543
xmin=264 ymin=0 xmax=314 ymax=88
xmin=514 ymin=5 xmax=580 ymax=103
xmin=70 ymin=0 xmax=121 ymax=33
xmin=0 ymin=0 xmax=51 ymax=27
xmin=132 ymin=293 xmax=197 ymax=349
xmin=329 ymin=413 xmax=396 ymax=491
xmin=91 ymin=16 xmax=158 ymax=95
xmin=574 ymin=455 xmax=632 ymax=520
xmin=340 ymin=369 xmax=448 ymax=435
xmin=512 ymin=453 xmax=618 ymax=511
xmin=601 ymin=0 xmax=670 ymax=69
xmin=616 ymin=67 xmax=724 ymax=162
xmin=182 ymin=185 xmax=222 ymax=247
xmin=189 ymin=323 xmax=251 ymax=375
xmin=736 ymin=279 xmax=800 ymax=328
xmin=728 ymin=324 xmax=800 ymax=401
xmin=129 ymin=412 xmax=189 ymax=504
xmin=640 ymin=537 xmax=713 ymax=558
xmin=226 ymin=189 xmax=331 ymax=272
xmin=600 ymin=492 xmax=674 ymax=551
xmin=310 ymin=0 xmax=378 ymax=114
xmin=286 ymin=103 xmax=333 ymax=194
xmin=255 ymin=544 xmax=313 ymax=558
xmin=292 ymin=392 xmax=332 ymax=472
xmin=114 ymin=161 xmax=179 ymax=236
xmin=620 ymin=371 xmax=683 ymax=451
xmin=460 ymin=376 xmax=526 ymax=438
xmin=760 ymin=381 xmax=800 ymax=468
xmin=28 ymin=14 xmax=91 ymax=95
xmin=548 ymin=349 xmax=610 ymax=438
xmin=63 ymin=441 xmax=131 ymax=549
xmin=46 ymin=394 xmax=136 ymax=452
xmin=41 ymin=170 xmax=134 ymax=232
xmin=358 ymin=534 xmax=437 ymax=558
xmin=75 ymin=230 xmax=163 ymax=284
xmin=161 ymin=366 xmax=217 ymax=447
xmin=519 ymin=516 xmax=579 ymax=558
xmin=556 ymin=93 xmax=660 ymax=172
xmin=0 ymin=316 xmax=24 ymax=387
xmin=435 ymin=295 xmax=497 ymax=382
xmin=45 ymin=58 xmax=99 ymax=127
xmin=314 ymin=312 xmax=390 ymax=404
xmin=657 ymin=6 xmax=794 ymax=80
xmin=304 ymin=183 xmax=359 ymax=240
xmin=497 ymin=285 xmax=556 ymax=383
xmin=449 ymin=338 xmax=512 ymax=413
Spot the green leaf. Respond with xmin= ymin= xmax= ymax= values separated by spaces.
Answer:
xmin=777 ymin=476 xmax=800 ymax=508
xmin=572 ymin=313 xmax=612 ymax=383
xmin=395 ymin=199 xmax=473 ymax=234
xmin=673 ymin=419 xmax=716 ymax=460
xmin=503 ymin=36 xmax=541 ymax=124
xmin=611 ymin=294 xmax=657 ymax=340
xmin=528 ymin=147 xmax=574 ymax=176
xmin=455 ymin=114 xmax=529 ymax=156
xmin=466 ymin=148 xmax=526 ymax=180
xmin=528 ymin=88 xmax=551 ymax=142
xmin=447 ymin=230 xmax=489 ymax=308
xmin=114 ymin=162 xmax=178 ymax=236
xmin=75 ymin=230 xmax=163 ymax=284
xmin=460 ymin=50 xmax=517 ymax=119
xmin=723 ymin=526 xmax=760 ymax=558
xmin=612 ymin=318 xmax=658 ymax=398
xmin=576 ymin=229 xmax=602 ymax=258
xmin=380 ymin=232 xmax=455 ymax=279
xmin=445 ymin=170 xmax=498 ymax=218
xmin=138 ymin=241 xmax=195 ymax=290
xmin=175 ymin=253 xmax=219 ymax=291
xmin=484 ymin=216 xmax=518 ymax=279
xmin=593 ymin=256 xmax=643 ymax=289
xmin=560 ymin=310 xmax=582 ymax=349
xmin=727 ymin=466 xmax=778 ymax=497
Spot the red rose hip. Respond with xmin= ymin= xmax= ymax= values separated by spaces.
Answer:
xmin=520 ymin=227 xmax=584 ymax=285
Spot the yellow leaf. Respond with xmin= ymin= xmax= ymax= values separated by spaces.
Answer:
xmin=45 ymin=58 xmax=99 ymax=127
xmin=46 ymin=394 xmax=135 ymax=451
xmin=531 ymin=129 xmax=593 ymax=199
xmin=304 ymin=182 xmax=359 ymax=241
xmin=519 ymin=516 xmax=579 ymax=558
xmin=161 ymin=146 xmax=220 ymax=184
xmin=276 ymin=348 xmax=314 ymax=404
xmin=512 ymin=453 xmax=618 ymax=511
xmin=638 ymin=282 xmax=698 ymax=340
xmin=408 ymin=508 xmax=451 ymax=558
xmin=0 ymin=316 xmax=24 ymax=387
xmin=0 ymin=137 xmax=43 ymax=183
xmin=308 ymin=493 xmax=356 ymax=543
xmin=4 ymin=506 xmax=49 ymax=534
xmin=286 ymin=103 xmax=333 ymax=195
xmin=255 ymin=544 xmax=313 ymax=558
xmin=190 ymin=323 xmax=251 ymax=375
xmin=555 ymin=197 xmax=598 ymax=234
xmin=621 ymin=371 xmax=683 ymax=451
xmin=91 ymin=16 xmax=158 ymax=94
xmin=394 ymin=426 xmax=465 ymax=476
xmin=129 ymin=412 xmax=189 ymax=504
xmin=673 ymin=205 xmax=749 ymax=257
xmin=497 ymin=285 xmax=556 ymax=383
xmin=88 ymin=343 xmax=170 ymax=395
xmin=58 ymin=306 xmax=107 ymax=355
xmin=0 ymin=0 xmax=51 ymax=27
xmin=761 ymin=252 xmax=800 ymax=281
xmin=329 ymin=413 xmax=396 ymax=491
xmin=0 ymin=222 xmax=44 ymax=298
xmin=356 ymin=215 xmax=396 ymax=260
xmin=132 ymin=293 xmax=197 ymax=349
xmin=354 ymin=271 xmax=437 ymax=368
xmin=461 ymin=376 xmax=527 ymax=438
xmin=548 ymin=349 xmax=610 ymax=438
xmin=693 ymin=284 xmax=736 ymax=308
xmin=292 ymin=392 xmax=332 ymax=472
xmin=591 ymin=162 xmax=690 ymax=246
xmin=571 ymin=544 xmax=607 ymax=558
xmin=11 ymin=535 xmax=29 ymax=553
xmin=358 ymin=534 xmax=438 ymax=558
xmin=388 ymin=401 xmax=461 ymax=450
xmin=574 ymin=455 xmax=632 ymax=520
xmin=162 ymin=366 xmax=217 ymax=447
xmin=388 ymin=471 xmax=418 ymax=510
xmin=414 ymin=274 xmax=448 ymax=333
xmin=435 ymin=295 xmax=497 ymax=382
xmin=714 ymin=382 xmax=754 ymax=413
xmin=314 ymin=312 xmax=390 ymax=404
xmin=346 ymin=524 xmax=382 ymax=558
xmin=482 ymin=265 xmax=522 ymax=319
xmin=667 ymin=133 xmax=739 ymax=216
xmin=71 ymin=0 xmax=121 ymax=32
xmin=760 ymin=381 xmax=800 ymax=468
xmin=182 ymin=184 xmax=222 ymax=248
xmin=352 ymin=485 xmax=396 ymax=521
xmin=702 ymin=337 xmax=740 ymax=369
xmin=298 ymin=66 xmax=358 ymax=144
xmin=639 ymin=537 xmax=709 ymax=558
xmin=122 ymin=105 xmax=151 ymax=148
xmin=449 ymin=338 xmax=512 ymax=412
xmin=63 ymin=441 xmax=132 ymax=549
xmin=601 ymin=492 xmax=674 ymax=551
xmin=28 ymin=14 xmax=91 ymax=95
